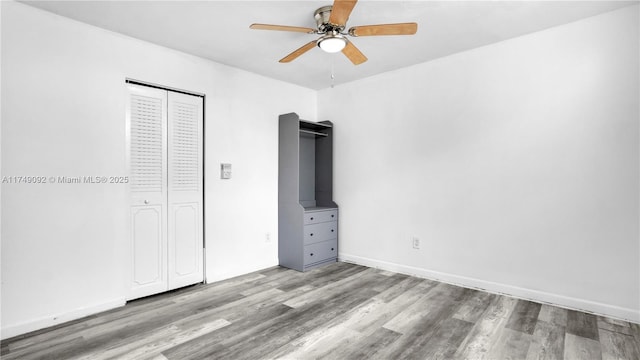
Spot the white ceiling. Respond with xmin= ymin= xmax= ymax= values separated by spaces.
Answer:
xmin=21 ymin=0 xmax=636 ymax=90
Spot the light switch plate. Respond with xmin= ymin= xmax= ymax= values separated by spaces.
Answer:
xmin=221 ymin=163 xmax=232 ymax=179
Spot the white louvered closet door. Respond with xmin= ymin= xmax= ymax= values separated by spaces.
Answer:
xmin=126 ymin=84 xmax=203 ymax=301
xmin=127 ymin=84 xmax=169 ymax=300
xmin=167 ymin=92 xmax=203 ymax=290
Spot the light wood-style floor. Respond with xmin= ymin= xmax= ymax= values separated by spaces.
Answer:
xmin=2 ymin=262 xmax=639 ymax=359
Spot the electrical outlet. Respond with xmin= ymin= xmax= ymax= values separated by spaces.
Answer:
xmin=412 ymin=237 xmax=420 ymax=249
xmin=265 ymin=232 xmax=271 ymax=243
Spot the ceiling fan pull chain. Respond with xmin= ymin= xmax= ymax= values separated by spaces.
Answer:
xmin=331 ymin=59 xmax=336 ymax=88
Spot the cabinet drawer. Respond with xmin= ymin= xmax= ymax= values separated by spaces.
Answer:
xmin=304 ymin=221 xmax=337 ymax=245
xmin=304 ymin=239 xmax=337 ymax=265
xmin=304 ymin=209 xmax=338 ymax=225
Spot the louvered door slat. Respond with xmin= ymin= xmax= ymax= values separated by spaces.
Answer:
xmin=130 ymin=95 xmax=164 ymax=192
xmin=171 ymin=101 xmax=200 ymax=191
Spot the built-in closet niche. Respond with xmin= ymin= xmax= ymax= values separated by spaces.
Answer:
xmin=279 ymin=113 xmax=338 ymax=272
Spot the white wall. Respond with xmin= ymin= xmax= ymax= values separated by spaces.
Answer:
xmin=319 ymin=5 xmax=639 ymax=322
xmin=0 ymin=1 xmax=316 ymax=338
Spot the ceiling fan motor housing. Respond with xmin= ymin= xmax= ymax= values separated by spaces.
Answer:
xmin=314 ymin=6 xmax=344 ymax=33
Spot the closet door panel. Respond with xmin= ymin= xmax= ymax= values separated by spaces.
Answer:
xmin=167 ymin=92 xmax=204 ymax=290
xmin=126 ymin=84 xmax=168 ymax=300
xmin=131 ymin=206 xmax=164 ymax=285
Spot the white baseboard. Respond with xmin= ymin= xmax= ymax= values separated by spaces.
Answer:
xmin=1 ymin=298 xmax=126 ymax=340
xmin=206 ymin=259 xmax=279 ymax=283
xmin=339 ymin=253 xmax=640 ymax=324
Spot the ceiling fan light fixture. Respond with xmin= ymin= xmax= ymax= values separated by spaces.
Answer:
xmin=318 ymin=34 xmax=346 ymax=53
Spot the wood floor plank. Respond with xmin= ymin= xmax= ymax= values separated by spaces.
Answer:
xmin=161 ymin=303 xmax=294 ymax=360
xmin=264 ymin=271 xmax=410 ymax=359
xmin=453 ymin=289 xmax=497 ymax=323
xmin=174 ymin=288 xmax=284 ymax=330
xmin=81 ymin=286 xmax=283 ymax=359
xmin=266 ymin=317 xmax=365 ymax=359
xmin=506 ymin=299 xmax=542 ymax=335
xmin=47 ymin=291 xmax=245 ymax=359
xmin=599 ymin=328 xmax=640 ymax=360
xmin=168 ymin=270 xmax=385 ymax=360
xmin=3 ymin=262 xmax=638 ymax=360
xmin=377 ymin=269 xmax=398 ymax=277
xmin=267 ymin=276 xmax=437 ymax=358
xmin=80 ymin=318 xmax=231 ymax=360
xmin=275 ymin=261 xmax=362 ymax=292
xmin=598 ymin=316 xmax=634 ymax=336
xmin=420 ymin=317 xmax=476 ymax=359
xmin=632 ymin=323 xmax=640 ymax=356
xmin=172 ymin=273 xmax=266 ymax=303
xmin=11 ymin=294 xmax=180 ymax=355
xmin=382 ymin=281 xmax=452 ymax=334
xmin=486 ymin=327 xmax=533 ymax=360
xmin=203 ymin=288 xmax=382 ymax=359
xmin=525 ymin=320 xmax=565 ymax=360
xmin=564 ymin=333 xmax=603 ymax=360
xmin=148 ymin=354 xmax=169 ymax=360
xmin=348 ymin=279 xmax=435 ymax=334
xmin=256 ymin=265 xmax=287 ymax=276
xmin=283 ymin=267 xmax=377 ymax=308
xmin=538 ymin=304 xmax=569 ymax=327
xmin=2 ymin=336 xmax=86 ymax=360
xmin=103 ymin=285 xmax=293 ymax=360
xmin=236 ymin=268 xmax=301 ymax=297
xmin=371 ymin=275 xmax=427 ymax=303
xmin=163 ymin=283 xmax=320 ymax=358
xmin=373 ymin=285 xmax=473 ymax=359
xmin=567 ymin=310 xmax=600 ymax=341
xmin=4 ymin=291 xmax=182 ymax=355
xmin=328 ymin=327 xmax=402 ymax=360
xmin=453 ymin=295 xmax=519 ymax=359
xmin=371 ymin=272 xmax=410 ymax=293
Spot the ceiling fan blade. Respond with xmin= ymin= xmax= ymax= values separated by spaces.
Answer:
xmin=342 ymin=40 xmax=367 ymax=65
xmin=279 ymin=40 xmax=318 ymax=63
xmin=250 ymin=23 xmax=316 ymax=34
xmin=348 ymin=23 xmax=418 ymax=37
xmin=329 ymin=0 xmax=358 ymax=26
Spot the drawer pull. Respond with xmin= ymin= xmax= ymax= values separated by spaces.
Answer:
xmin=331 ymin=214 xmax=335 ymax=218
xmin=310 ymin=253 xmax=314 ymax=256
xmin=331 ymin=229 xmax=334 ymax=232
xmin=310 ymin=217 xmax=314 ymax=220
xmin=310 ymin=233 xmax=314 ymax=236
xmin=331 ymin=248 xmax=334 ymax=251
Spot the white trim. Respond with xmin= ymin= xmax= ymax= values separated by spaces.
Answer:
xmin=1 ymin=298 xmax=126 ymax=340
xmin=339 ymin=253 xmax=640 ymax=324
xmin=205 ymin=261 xmax=279 ymax=284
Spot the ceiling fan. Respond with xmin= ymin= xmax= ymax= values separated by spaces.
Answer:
xmin=249 ymin=0 xmax=418 ymax=65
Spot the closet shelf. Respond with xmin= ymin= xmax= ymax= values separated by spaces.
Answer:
xmin=299 ymin=129 xmax=328 ymax=137
xmin=299 ymin=119 xmax=332 ymax=131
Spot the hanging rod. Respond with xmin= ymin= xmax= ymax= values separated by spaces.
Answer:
xmin=299 ymin=129 xmax=328 ymax=137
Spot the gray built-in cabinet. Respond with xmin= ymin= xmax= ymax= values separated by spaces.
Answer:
xmin=279 ymin=113 xmax=338 ymax=271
